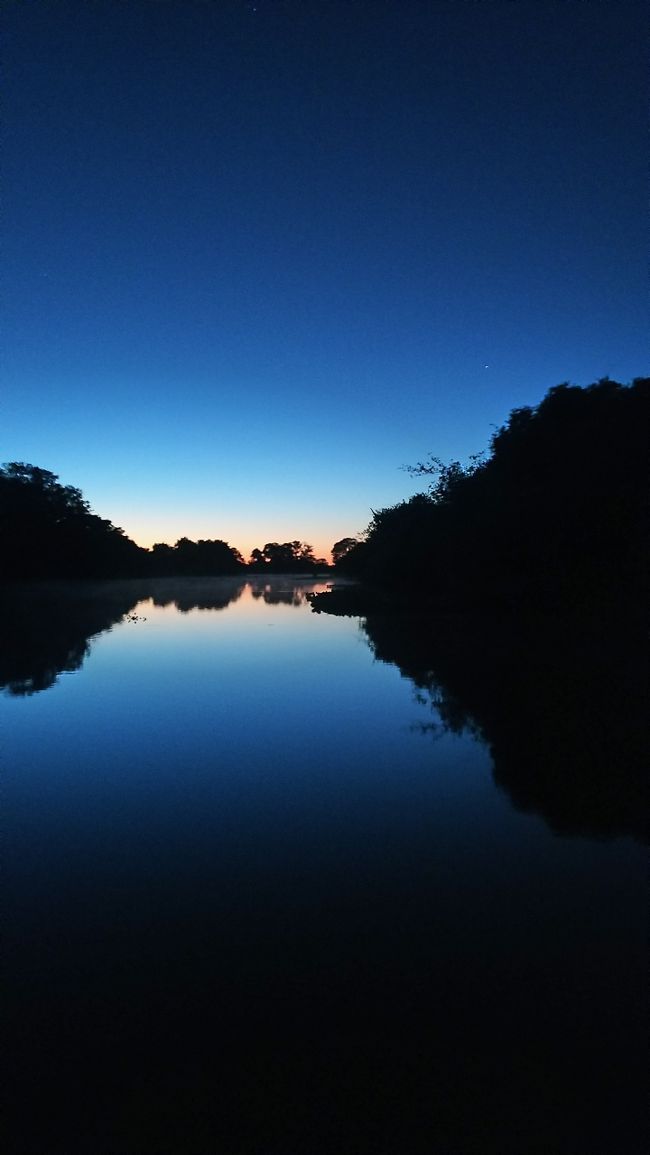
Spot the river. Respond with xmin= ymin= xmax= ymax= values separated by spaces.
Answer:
xmin=3 ymin=577 xmax=646 ymax=1154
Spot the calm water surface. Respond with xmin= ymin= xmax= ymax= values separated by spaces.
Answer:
xmin=3 ymin=579 xmax=646 ymax=1154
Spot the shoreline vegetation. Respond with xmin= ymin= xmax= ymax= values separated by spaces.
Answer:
xmin=329 ymin=376 xmax=648 ymax=614
xmin=1 ymin=377 xmax=646 ymax=612
xmin=303 ymin=377 xmax=648 ymax=844
xmin=4 ymin=376 xmax=645 ymax=842
xmin=2 ymin=378 xmax=647 ymax=842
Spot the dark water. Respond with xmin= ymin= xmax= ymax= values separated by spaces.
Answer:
xmin=3 ymin=579 xmax=646 ymax=1154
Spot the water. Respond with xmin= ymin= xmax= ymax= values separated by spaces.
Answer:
xmin=3 ymin=578 xmax=646 ymax=1154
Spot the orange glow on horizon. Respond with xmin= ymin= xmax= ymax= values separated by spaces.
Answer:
xmin=124 ymin=527 xmax=336 ymax=565
xmin=105 ymin=501 xmax=361 ymax=568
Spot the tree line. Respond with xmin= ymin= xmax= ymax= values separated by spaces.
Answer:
xmin=334 ymin=378 xmax=648 ymax=611
xmin=2 ymin=377 xmax=646 ymax=602
xmin=0 ymin=462 xmax=328 ymax=580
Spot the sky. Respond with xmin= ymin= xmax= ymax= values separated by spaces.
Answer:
xmin=3 ymin=0 xmax=647 ymax=560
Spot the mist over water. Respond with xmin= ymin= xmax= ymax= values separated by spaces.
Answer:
xmin=4 ymin=579 xmax=646 ymax=1154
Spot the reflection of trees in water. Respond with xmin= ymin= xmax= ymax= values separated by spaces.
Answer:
xmin=151 ymin=577 xmax=321 ymax=610
xmin=370 ymin=612 xmax=647 ymax=843
xmin=312 ymin=591 xmax=647 ymax=843
xmin=248 ymin=579 xmax=308 ymax=606
xmin=0 ymin=582 xmax=145 ymax=695
xmin=150 ymin=577 xmax=247 ymax=613
xmin=4 ymin=637 xmax=90 ymax=696
xmin=150 ymin=577 xmax=323 ymax=610
xmin=8 ymin=580 xmax=642 ymax=844
xmin=0 ymin=578 xmax=330 ymax=695
xmin=0 ymin=579 xmax=251 ymax=694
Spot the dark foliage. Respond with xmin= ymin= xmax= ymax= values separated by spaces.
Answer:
xmin=331 ymin=536 xmax=359 ymax=565
xmin=338 ymin=379 xmax=649 ymax=611
xmin=150 ymin=537 xmax=245 ymax=576
xmin=0 ymin=463 xmax=148 ymax=580
xmin=249 ymin=540 xmax=327 ymax=572
xmin=0 ymin=463 xmax=247 ymax=580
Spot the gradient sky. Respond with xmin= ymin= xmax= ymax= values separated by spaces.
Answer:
xmin=3 ymin=0 xmax=646 ymax=559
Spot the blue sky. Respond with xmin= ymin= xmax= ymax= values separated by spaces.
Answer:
xmin=3 ymin=0 xmax=646 ymax=559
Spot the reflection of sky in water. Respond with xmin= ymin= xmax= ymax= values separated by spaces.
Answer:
xmin=5 ymin=583 xmax=645 ymax=949
xmin=5 ymin=586 xmax=499 ymax=860
xmin=4 ymin=582 xmax=646 ymax=1154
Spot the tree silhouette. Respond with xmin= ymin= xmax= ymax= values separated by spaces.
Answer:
xmin=0 ymin=462 xmax=146 ymax=579
xmin=0 ymin=463 xmax=250 ymax=580
xmin=158 ymin=537 xmax=245 ymax=576
xmin=332 ymin=537 xmax=358 ymax=565
xmin=248 ymin=541 xmax=319 ymax=572
xmin=337 ymin=378 xmax=648 ymax=610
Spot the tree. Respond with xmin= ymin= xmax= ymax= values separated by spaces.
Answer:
xmin=0 ymin=462 xmax=146 ymax=579
xmin=338 ymin=378 xmax=649 ymax=609
xmin=248 ymin=541 xmax=319 ymax=572
xmin=332 ymin=537 xmax=359 ymax=565
xmin=151 ymin=537 xmax=245 ymax=576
